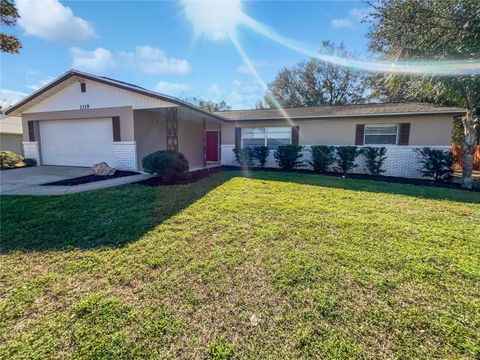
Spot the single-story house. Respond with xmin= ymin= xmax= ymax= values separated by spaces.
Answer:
xmin=0 ymin=115 xmax=23 ymax=155
xmin=5 ymin=69 xmax=465 ymax=178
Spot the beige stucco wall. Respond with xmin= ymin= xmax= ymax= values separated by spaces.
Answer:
xmin=134 ymin=107 xmax=221 ymax=171
xmin=178 ymin=118 xmax=203 ymax=169
xmin=177 ymin=108 xmax=221 ymax=169
xmin=221 ymin=114 xmax=454 ymax=146
xmin=23 ymin=78 xmax=177 ymax=114
xmin=134 ymin=109 xmax=167 ymax=170
xmin=1 ymin=133 xmax=23 ymax=154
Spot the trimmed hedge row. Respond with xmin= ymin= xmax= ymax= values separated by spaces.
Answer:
xmin=233 ymin=145 xmax=453 ymax=182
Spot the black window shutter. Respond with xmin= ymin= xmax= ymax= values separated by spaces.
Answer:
xmin=28 ymin=121 xmax=35 ymax=141
xmin=112 ymin=116 xmax=121 ymax=141
xmin=355 ymin=124 xmax=365 ymax=145
xmin=291 ymin=126 xmax=300 ymax=145
xmin=398 ymin=123 xmax=411 ymax=145
xmin=235 ymin=127 xmax=241 ymax=149
xmin=80 ymin=83 xmax=86 ymax=92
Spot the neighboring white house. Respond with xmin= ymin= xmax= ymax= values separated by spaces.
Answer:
xmin=0 ymin=115 xmax=23 ymax=155
xmin=5 ymin=69 xmax=465 ymax=179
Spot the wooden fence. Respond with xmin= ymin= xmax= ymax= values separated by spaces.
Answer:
xmin=451 ymin=145 xmax=480 ymax=171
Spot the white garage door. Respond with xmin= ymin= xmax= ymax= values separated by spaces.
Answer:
xmin=40 ymin=118 xmax=114 ymax=167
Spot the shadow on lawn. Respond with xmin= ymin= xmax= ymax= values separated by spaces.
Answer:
xmin=245 ymin=170 xmax=480 ymax=204
xmin=1 ymin=169 xmax=478 ymax=253
xmin=0 ymin=172 xmax=234 ymax=253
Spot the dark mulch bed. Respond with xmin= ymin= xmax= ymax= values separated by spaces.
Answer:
xmin=258 ymin=167 xmax=479 ymax=191
xmin=42 ymin=170 xmax=139 ymax=186
xmin=0 ymin=166 xmax=28 ymax=171
xmin=135 ymin=166 xmax=478 ymax=191
xmin=135 ymin=166 xmax=233 ymax=187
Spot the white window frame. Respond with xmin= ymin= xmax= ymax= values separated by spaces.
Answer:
xmin=364 ymin=124 xmax=399 ymax=145
xmin=241 ymin=127 xmax=292 ymax=148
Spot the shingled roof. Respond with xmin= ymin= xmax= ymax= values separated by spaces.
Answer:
xmin=215 ymin=102 xmax=465 ymax=121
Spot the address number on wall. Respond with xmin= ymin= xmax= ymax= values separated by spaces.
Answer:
xmin=80 ymin=104 xmax=90 ymax=109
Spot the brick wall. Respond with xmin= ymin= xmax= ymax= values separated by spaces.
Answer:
xmin=113 ymin=141 xmax=137 ymax=171
xmin=22 ymin=141 xmax=40 ymax=165
xmin=221 ymin=144 xmax=451 ymax=179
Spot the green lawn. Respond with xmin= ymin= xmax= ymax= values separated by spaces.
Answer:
xmin=1 ymin=171 xmax=479 ymax=359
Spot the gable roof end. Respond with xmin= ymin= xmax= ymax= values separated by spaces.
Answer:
xmin=5 ymin=70 xmax=227 ymax=121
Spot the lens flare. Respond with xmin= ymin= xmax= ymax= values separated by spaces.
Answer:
xmin=242 ymin=15 xmax=480 ymax=76
xmin=229 ymin=33 xmax=294 ymax=124
xmin=181 ymin=0 xmax=480 ymax=76
xmin=181 ymin=0 xmax=243 ymax=41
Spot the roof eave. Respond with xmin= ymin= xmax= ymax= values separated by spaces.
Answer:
xmin=225 ymin=110 xmax=466 ymax=121
xmin=5 ymin=70 xmax=228 ymax=122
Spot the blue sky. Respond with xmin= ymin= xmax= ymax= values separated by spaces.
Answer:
xmin=1 ymin=0 xmax=370 ymax=109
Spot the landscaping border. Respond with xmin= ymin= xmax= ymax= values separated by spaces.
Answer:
xmin=135 ymin=165 xmax=479 ymax=191
xmin=42 ymin=170 xmax=139 ymax=186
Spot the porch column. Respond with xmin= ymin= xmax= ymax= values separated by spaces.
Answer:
xmin=202 ymin=117 xmax=207 ymax=168
xmin=166 ymin=108 xmax=178 ymax=151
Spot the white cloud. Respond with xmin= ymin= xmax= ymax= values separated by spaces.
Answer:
xmin=16 ymin=0 xmax=96 ymax=42
xmin=330 ymin=18 xmax=354 ymax=29
xmin=119 ymin=46 xmax=191 ymax=75
xmin=208 ymin=83 xmax=222 ymax=98
xmin=154 ymin=81 xmax=191 ymax=96
xmin=26 ymin=77 xmax=56 ymax=91
xmin=70 ymin=46 xmax=191 ymax=75
xmin=225 ymin=80 xmax=264 ymax=109
xmin=349 ymin=8 xmax=367 ymax=22
xmin=237 ymin=60 xmax=270 ymax=75
xmin=70 ymin=47 xmax=116 ymax=73
xmin=203 ymin=80 xmax=263 ymax=109
xmin=331 ymin=7 xmax=366 ymax=29
xmin=0 ymin=88 xmax=28 ymax=109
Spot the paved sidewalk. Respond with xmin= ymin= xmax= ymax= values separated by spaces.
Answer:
xmin=1 ymin=166 xmax=152 ymax=196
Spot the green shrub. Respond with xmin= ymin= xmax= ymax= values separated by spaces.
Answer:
xmin=232 ymin=147 xmax=253 ymax=169
xmin=252 ymin=146 xmax=269 ymax=168
xmin=362 ymin=147 xmax=387 ymax=175
xmin=274 ymin=145 xmax=304 ymax=170
xmin=415 ymin=147 xmax=453 ymax=182
xmin=208 ymin=335 xmax=234 ymax=360
xmin=23 ymin=158 xmax=37 ymax=167
xmin=310 ymin=145 xmax=335 ymax=173
xmin=142 ymin=150 xmax=189 ymax=181
xmin=0 ymin=151 xmax=23 ymax=169
xmin=335 ymin=146 xmax=360 ymax=174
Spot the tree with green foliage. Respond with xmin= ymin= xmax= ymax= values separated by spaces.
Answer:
xmin=0 ymin=150 xmax=23 ymax=169
xmin=362 ymin=147 xmax=387 ymax=175
xmin=1 ymin=0 xmax=21 ymax=53
xmin=185 ymin=97 xmax=231 ymax=112
xmin=232 ymin=147 xmax=253 ymax=169
xmin=142 ymin=150 xmax=189 ymax=182
xmin=309 ymin=145 xmax=335 ymax=173
xmin=365 ymin=0 xmax=480 ymax=189
xmin=415 ymin=147 xmax=453 ymax=182
xmin=262 ymin=41 xmax=367 ymax=108
xmin=252 ymin=146 xmax=269 ymax=168
xmin=335 ymin=146 xmax=361 ymax=174
xmin=274 ymin=145 xmax=304 ymax=170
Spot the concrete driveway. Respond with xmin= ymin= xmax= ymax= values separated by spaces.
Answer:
xmin=0 ymin=166 xmax=151 ymax=195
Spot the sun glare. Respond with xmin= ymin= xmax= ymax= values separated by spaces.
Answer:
xmin=182 ymin=0 xmax=244 ymax=41
xmin=181 ymin=0 xmax=479 ymax=76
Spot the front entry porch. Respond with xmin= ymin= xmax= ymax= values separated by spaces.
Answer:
xmin=133 ymin=106 xmax=222 ymax=172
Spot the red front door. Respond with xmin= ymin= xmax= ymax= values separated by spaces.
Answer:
xmin=205 ymin=131 xmax=219 ymax=161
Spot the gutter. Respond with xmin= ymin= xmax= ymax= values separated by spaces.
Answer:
xmin=224 ymin=110 xmax=466 ymax=121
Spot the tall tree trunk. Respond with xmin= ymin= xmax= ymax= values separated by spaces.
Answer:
xmin=461 ymin=108 xmax=477 ymax=190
